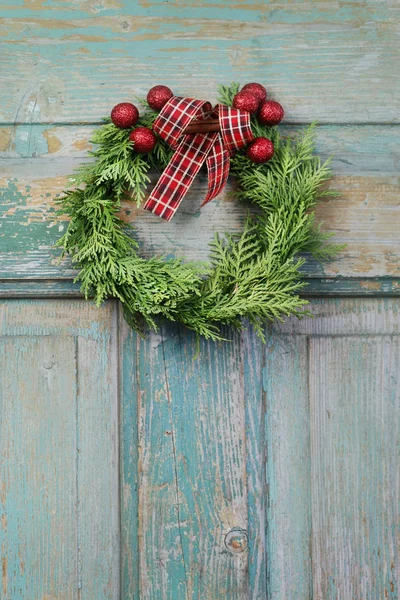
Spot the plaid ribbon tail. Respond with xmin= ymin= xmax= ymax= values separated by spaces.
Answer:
xmin=144 ymin=132 xmax=218 ymax=222
xmin=202 ymin=135 xmax=231 ymax=206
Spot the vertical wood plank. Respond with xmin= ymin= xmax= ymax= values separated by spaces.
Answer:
xmin=120 ymin=315 xmax=140 ymax=600
xmin=77 ymin=328 xmax=120 ymax=598
xmin=0 ymin=300 xmax=120 ymax=599
xmin=266 ymin=299 xmax=400 ymax=600
xmin=121 ymin=322 xmax=250 ymax=599
xmin=242 ymin=327 xmax=267 ymax=599
xmin=264 ymin=333 xmax=312 ymax=600
xmin=309 ymin=336 xmax=399 ymax=600
xmin=0 ymin=336 xmax=78 ymax=599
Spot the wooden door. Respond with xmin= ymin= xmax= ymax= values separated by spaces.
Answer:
xmin=0 ymin=2 xmax=399 ymax=599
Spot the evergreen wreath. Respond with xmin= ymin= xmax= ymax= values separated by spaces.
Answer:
xmin=56 ymin=82 xmax=342 ymax=341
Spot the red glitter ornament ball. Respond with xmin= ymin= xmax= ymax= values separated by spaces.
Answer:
xmin=232 ymin=91 xmax=260 ymax=114
xmin=247 ymin=137 xmax=274 ymax=164
xmin=258 ymin=100 xmax=284 ymax=126
xmin=129 ymin=127 xmax=157 ymax=154
xmin=147 ymin=85 xmax=173 ymax=111
xmin=241 ymin=82 xmax=267 ymax=103
xmin=111 ymin=103 xmax=139 ymax=129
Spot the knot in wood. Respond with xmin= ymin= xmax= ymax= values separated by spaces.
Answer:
xmin=224 ymin=528 xmax=248 ymax=554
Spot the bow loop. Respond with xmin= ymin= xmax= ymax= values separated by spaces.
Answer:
xmin=218 ymin=104 xmax=254 ymax=155
xmin=144 ymin=96 xmax=253 ymax=221
xmin=153 ymin=97 xmax=212 ymax=149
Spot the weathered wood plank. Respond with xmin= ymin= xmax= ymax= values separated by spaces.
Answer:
xmin=242 ymin=328 xmax=267 ymax=599
xmin=0 ymin=335 xmax=78 ymax=599
xmin=264 ymin=333 xmax=312 ymax=599
xmin=119 ymin=311 xmax=140 ymax=600
xmin=309 ymin=335 xmax=399 ymax=599
xmin=1 ymin=154 xmax=399 ymax=282
xmin=2 ymin=124 xmax=400 ymax=178
xmin=0 ymin=300 xmax=119 ymax=599
xmin=0 ymin=2 xmax=399 ymax=123
xmin=2 ymin=0 xmax=398 ymax=21
xmin=120 ymin=321 xmax=250 ymax=599
xmin=266 ymin=298 xmax=400 ymax=599
xmin=273 ymin=297 xmax=400 ymax=336
xmin=2 ymin=277 xmax=400 ymax=299
xmin=77 ymin=326 xmax=120 ymax=598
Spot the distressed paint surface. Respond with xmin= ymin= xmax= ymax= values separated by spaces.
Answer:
xmin=118 ymin=299 xmax=399 ymax=599
xmin=0 ymin=1 xmax=399 ymax=599
xmin=0 ymin=2 xmax=399 ymax=124
xmin=1 ymin=0 xmax=399 ymax=290
xmin=265 ymin=298 xmax=400 ymax=599
xmin=120 ymin=320 xmax=251 ymax=599
xmin=0 ymin=300 xmax=120 ymax=599
xmin=0 ymin=161 xmax=399 ymax=282
xmin=310 ymin=336 xmax=399 ymax=599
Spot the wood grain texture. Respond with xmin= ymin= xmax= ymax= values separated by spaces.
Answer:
xmin=2 ymin=124 xmax=400 ymax=174
xmin=242 ymin=329 xmax=266 ymax=599
xmin=1 ymin=154 xmax=399 ymax=283
xmin=0 ymin=1 xmax=399 ymax=123
xmin=0 ymin=300 xmax=119 ymax=599
xmin=1 ymin=1 xmax=399 ymax=598
xmin=120 ymin=319 xmax=260 ymax=599
xmin=264 ymin=333 xmax=312 ymax=599
xmin=266 ymin=298 xmax=400 ymax=599
xmin=309 ymin=335 xmax=399 ymax=599
xmin=2 ymin=277 xmax=400 ymax=299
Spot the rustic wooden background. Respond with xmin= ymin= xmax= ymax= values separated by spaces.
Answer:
xmin=0 ymin=1 xmax=399 ymax=599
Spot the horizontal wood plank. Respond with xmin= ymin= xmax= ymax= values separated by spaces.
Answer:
xmin=1 ymin=152 xmax=399 ymax=284
xmin=0 ymin=2 xmax=399 ymax=124
xmin=1 ymin=124 xmax=400 ymax=178
xmin=272 ymin=297 xmax=400 ymax=336
xmin=1 ymin=277 xmax=400 ymax=299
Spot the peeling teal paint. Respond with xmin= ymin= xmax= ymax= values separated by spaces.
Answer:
xmin=13 ymin=124 xmax=49 ymax=157
xmin=1 ymin=1 xmax=399 ymax=598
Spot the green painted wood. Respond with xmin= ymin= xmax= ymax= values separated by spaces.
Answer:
xmin=0 ymin=300 xmax=119 ymax=599
xmin=309 ymin=335 xmax=399 ymax=599
xmin=2 ymin=124 xmax=400 ymax=175
xmin=120 ymin=320 xmax=252 ymax=599
xmin=1 ymin=151 xmax=399 ymax=287
xmin=265 ymin=298 xmax=400 ymax=599
xmin=119 ymin=300 xmax=400 ymax=598
xmin=0 ymin=1 xmax=399 ymax=124
xmin=2 ymin=277 xmax=400 ymax=299
xmin=264 ymin=333 xmax=312 ymax=599
xmin=1 ymin=1 xmax=399 ymax=598
xmin=242 ymin=329 xmax=266 ymax=599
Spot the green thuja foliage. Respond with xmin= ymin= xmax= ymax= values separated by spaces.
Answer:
xmin=57 ymin=83 xmax=342 ymax=340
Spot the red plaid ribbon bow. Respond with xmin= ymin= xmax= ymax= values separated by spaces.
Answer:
xmin=143 ymin=97 xmax=254 ymax=221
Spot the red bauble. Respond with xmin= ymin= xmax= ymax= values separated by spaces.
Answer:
xmin=247 ymin=137 xmax=274 ymax=164
xmin=258 ymin=100 xmax=284 ymax=126
xmin=241 ymin=82 xmax=267 ymax=103
xmin=111 ymin=103 xmax=139 ymax=129
xmin=232 ymin=91 xmax=260 ymax=114
xmin=147 ymin=85 xmax=173 ymax=111
xmin=129 ymin=127 xmax=157 ymax=153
